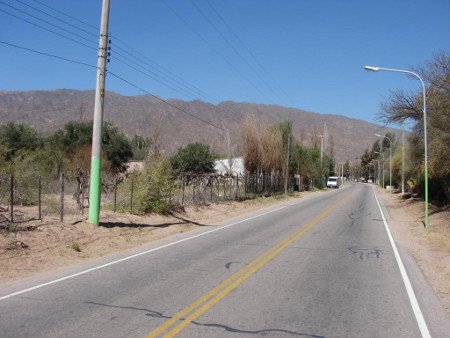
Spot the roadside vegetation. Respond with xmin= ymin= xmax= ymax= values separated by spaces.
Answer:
xmin=359 ymin=51 xmax=450 ymax=205
xmin=0 ymin=111 xmax=340 ymax=217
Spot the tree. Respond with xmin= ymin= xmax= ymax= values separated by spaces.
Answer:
xmin=170 ymin=142 xmax=216 ymax=175
xmin=239 ymin=115 xmax=261 ymax=175
xmin=371 ymin=139 xmax=381 ymax=158
xmin=49 ymin=121 xmax=132 ymax=174
xmin=102 ymin=122 xmax=133 ymax=173
xmin=0 ymin=122 xmax=41 ymax=160
xmin=360 ymin=149 xmax=373 ymax=179
xmin=343 ymin=160 xmax=350 ymax=178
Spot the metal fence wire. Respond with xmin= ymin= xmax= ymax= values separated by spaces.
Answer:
xmin=0 ymin=171 xmax=302 ymax=225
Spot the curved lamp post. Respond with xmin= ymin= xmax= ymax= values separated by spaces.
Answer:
xmin=375 ymin=134 xmax=392 ymax=196
xmin=365 ymin=66 xmax=428 ymax=228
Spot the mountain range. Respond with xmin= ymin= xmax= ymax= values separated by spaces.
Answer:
xmin=0 ymin=89 xmax=396 ymax=163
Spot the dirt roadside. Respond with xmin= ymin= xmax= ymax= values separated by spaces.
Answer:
xmin=376 ymin=187 xmax=450 ymax=315
xmin=1 ymin=186 xmax=449 ymax=316
xmin=0 ymin=191 xmax=324 ymax=285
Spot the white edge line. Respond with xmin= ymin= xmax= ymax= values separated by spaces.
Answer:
xmin=373 ymin=189 xmax=431 ymax=338
xmin=0 ymin=204 xmax=290 ymax=301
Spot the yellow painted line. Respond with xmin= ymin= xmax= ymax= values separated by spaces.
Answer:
xmin=147 ymin=191 xmax=353 ymax=337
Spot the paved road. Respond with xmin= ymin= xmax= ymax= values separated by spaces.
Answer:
xmin=0 ymin=183 xmax=448 ymax=337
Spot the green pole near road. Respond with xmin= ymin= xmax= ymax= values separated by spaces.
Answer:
xmin=365 ymin=66 xmax=428 ymax=228
xmin=88 ymin=0 xmax=110 ymax=225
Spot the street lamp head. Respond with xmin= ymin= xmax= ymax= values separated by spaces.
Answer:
xmin=364 ymin=66 xmax=379 ymax=72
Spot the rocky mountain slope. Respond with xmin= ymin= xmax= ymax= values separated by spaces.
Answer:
xmin=0 ymin=89 xmax=396 ymax=162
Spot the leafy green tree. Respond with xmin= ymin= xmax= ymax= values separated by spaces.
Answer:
xmin=371 ymin=139 xmax=381 ymax=159
xmin=102 ymin=122 xmax=133 ymax=173
xmin=343 ymin=160 xmax=350 ymax=178
xmin=170 ymin=142 xmax=217 ymax=175
xmin=360 ymin=149 xmax=373 ymax=179
xmin=47 ymin=121 xmax=132 ymax=173
xmin=0 ymin=122 xmax=41 ymax=160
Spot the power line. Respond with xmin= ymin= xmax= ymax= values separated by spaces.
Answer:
xmin=108 ymin=71 xmax=227 ymax=132
xmin=161 ymin=0 xmax=268 ymax=100
xmin=4 ymin=0 xmax=244 ymax=126
xmin=109 ymin=36 xmax=245 ymax=121
xmin=111 ymin=35 xmax=218 ymax=103
xmin=0 ymin=8 xmax=97 ymax=51
xmin=30 ymin=0 xmax=98 ymax=32
xmin=14 ymin=0 xmax=98 ymax=39
xmin=204 ymin=0 xmax=295 ymax=106
xmin=0 ymin=2 xmax=97 ymax=47
xmin=0 ymin=39 xmax=97 ymax=69
xmin=188 ymin=0 xmax=282 ymax=103
xmin=111 ymin=52 xmax=201 ymax=100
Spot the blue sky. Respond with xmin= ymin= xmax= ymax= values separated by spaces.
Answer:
xmin=1 ymin=0 xmax=449 ymax=125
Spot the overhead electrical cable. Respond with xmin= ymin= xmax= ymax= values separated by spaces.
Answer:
xmin=109 ymin=35 xmax=244 ymax=121
xmin=188 ymin=0 xmax=282 ymax=103
xmin=110 ymin=36 xmax=218 ymax=103
xmin=0 ymin=8 xmax=97 ymax=51
xmin=6 ymin=0 xmax=244 ymax=125
xmin=0 ymin=2 xmax=98 ymax=47
xmin=108 ymin=71 xmax=227 ymax=132
xmin=30 ymin=0 xmax=99 ymax=32
xmin=111 ymin=52 xmax=202 ymax=100
xmin=14 ymin=0 xmax=98 ymax=39
xmin=161 ymin=0 xmax=268 ymax=100
xmin=204 ymin=0 xmax=295 ymax=106
xmin=0 ymin=39 xmax=97 ymax=69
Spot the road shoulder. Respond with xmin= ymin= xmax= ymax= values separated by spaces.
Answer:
xmin=375 ymin=186 xmax=450 ymax=319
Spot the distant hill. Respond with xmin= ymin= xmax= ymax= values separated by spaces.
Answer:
xmin=0 ymin=89 xmax=397 ymax=163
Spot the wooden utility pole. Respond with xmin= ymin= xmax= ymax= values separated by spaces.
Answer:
xmin=88 ymin=0 xmax=110 ymax=225
xmin=284 ymin=133 xmax=291 ymax=194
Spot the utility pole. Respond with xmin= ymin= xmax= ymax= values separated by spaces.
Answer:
xmin=401 ymin=126 xmax=405 ymax=194
xmin=284 ymin=133 xmax=291 ymax=194
xmin=88 ymin=0 xmax=111 ymax=226
xmin=319 ymin=135 xmax=324 ymax=163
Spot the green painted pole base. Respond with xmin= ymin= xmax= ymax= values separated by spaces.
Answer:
xmin=88 ymin=157 xmax=102 ymax=225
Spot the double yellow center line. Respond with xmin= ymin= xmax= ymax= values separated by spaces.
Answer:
xmin=147 ymin=191 xmax=353 ymax=337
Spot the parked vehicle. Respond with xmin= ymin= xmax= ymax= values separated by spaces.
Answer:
xmin=327 ymin=176 xmax=339 ymax=188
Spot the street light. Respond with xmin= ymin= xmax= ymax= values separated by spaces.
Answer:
xmin=374 ymin=151 xmax=385 ymax=188
xmin=365 ymin=65 xmax=428 ymax=228
xmin=375 ymin=134 xmax=392 ymax=196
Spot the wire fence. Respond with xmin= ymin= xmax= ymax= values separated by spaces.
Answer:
xmin=0 ymin=171 xmax=303 ymax=226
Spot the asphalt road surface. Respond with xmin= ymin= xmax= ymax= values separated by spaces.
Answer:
xmin=1 ymin=183 xmax=448 ymax=337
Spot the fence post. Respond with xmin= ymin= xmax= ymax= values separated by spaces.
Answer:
xmin=38 ymin=175 xmax=42 ymax=220
xmin=9 ymin=175 xmax=14 ymax=223
xmin=210 ymin=176 xmax=213 ymax=202
xmin=60 ymin=173 xmax=64 ymax=222
xmin=113 ymin=177 xmax=117 ymax=213
xmin=236 ymin=175 xmax=239 ymax=199
xmin=130 ymin=177 xmax=134 ymax=213
xmin=81 ymin=176 xmax=85 ymax=216
xmin=244 ymin=174 xmax=247 ymax=197
xmin=192 ymin=179 xmax=196 ymax=204
xmin=181 ymin=175 xmax=185 ymax=205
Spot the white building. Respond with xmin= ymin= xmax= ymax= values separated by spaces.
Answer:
xmin=214 ymin=157 xmax=244 ymax=176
